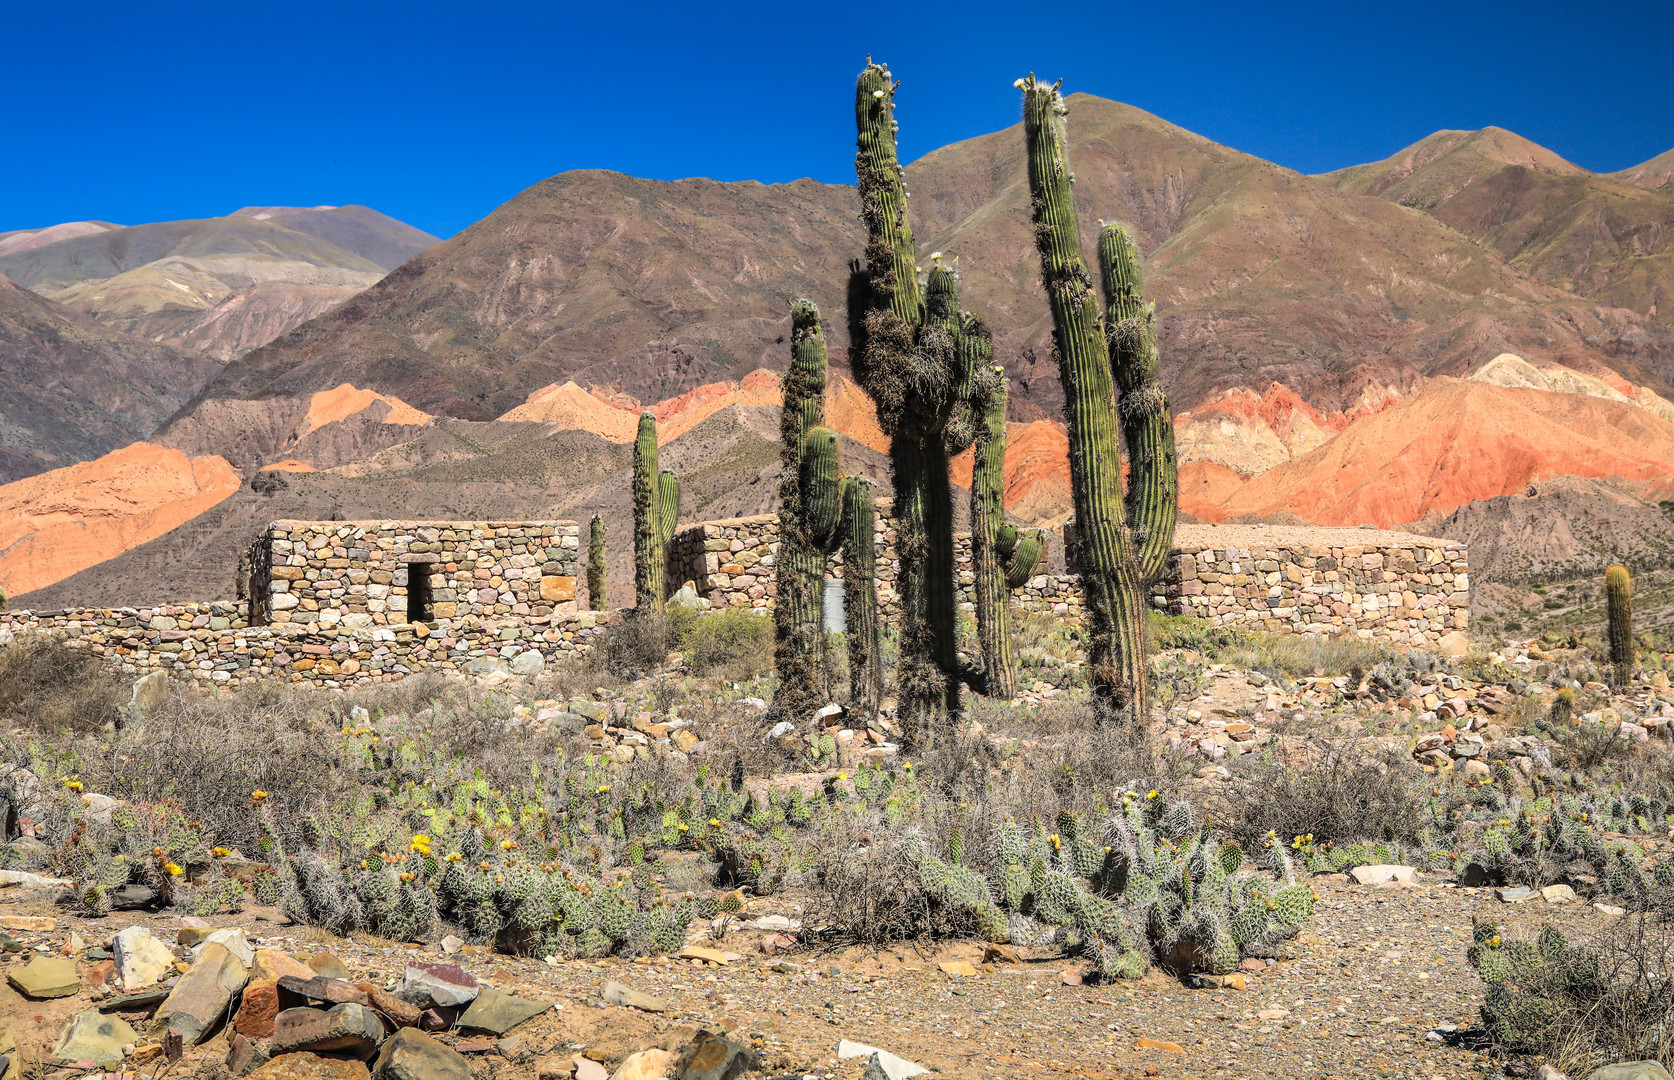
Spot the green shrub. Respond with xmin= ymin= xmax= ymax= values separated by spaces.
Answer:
xmin=681 ymin=609 xmax=773 ymax=677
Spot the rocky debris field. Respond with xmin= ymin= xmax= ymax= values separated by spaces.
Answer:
xmin=0 ymin=869 xmax=1646 ymax=1080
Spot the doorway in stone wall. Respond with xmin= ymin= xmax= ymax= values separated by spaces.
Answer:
xmin=406 ymin=561 xmax=433 ymax=623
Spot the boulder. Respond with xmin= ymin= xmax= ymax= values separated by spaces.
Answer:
xmin=394 ymin=963 xmax=478 ymax=1008
xmin=52 ymin=1011 xmax=137 ymax=1065
xmin=674 ymin=1030 xmax=755 ymax=1080
xmin=509 ymin=651 xmax=545 ymax=677
xmin=1349 ymin=865 xmax=1416 ymax=886
xmin=373 ymin=1028 xmax=471 ymax=1080
xmin=836 ymin=1041 xmax=927 ymax=1079
xmin=7 ymin=955 xmax=78 ymax=999
xmin=606 ymin=1049 xmax=677 ymax=1080
xmin=253 ymin=950 xmax=316 ymax=982
xmin=599 ymin=979 xmax=665 ymax=1013
xmin=199 ymin=928 xmax=255 ymax=965
xmin=115 ymin=926 xmax=177 ymax=990
xmin=128 ymin=671 xmax=170 ymax=717
xmin=1585 ymin=1065 xmax=1674 ymax=1080
xmin=155 ymin=941 xmax=249 ymax=1044
xmin=235 ymin=980 xmax=282 ymax=1039
xmin=248 ymin=1052 xmax=371 ymax=1080
xmin=307 ymin=952 xmax=352 ymax=980
xmin=271 ymin=1003 xmax=386 ymax=1058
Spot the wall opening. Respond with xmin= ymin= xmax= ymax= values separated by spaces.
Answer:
xmin=822 ymin=577 xmax=846 ymax=633
xmin=406 ymin=561 xmax=433 ymax=623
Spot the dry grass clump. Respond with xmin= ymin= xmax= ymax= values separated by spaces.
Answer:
xmin=1216 ymin=741 xmax=1424 ymax=848
xmin=0 ymin=638 xmax=125 ymax=733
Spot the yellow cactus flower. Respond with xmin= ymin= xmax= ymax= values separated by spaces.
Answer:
xmin=252 ymin=790 xmax=269 ymax=802
xmin=165 ymin=862 xmax=184 ymax=877
xmin=1147 ymin=789 xmax=1161 ymax=800
xmin=213 ymin=847 xmax=231 ymax=858
xmin=65 ymin=779 xmax=83 ymax=792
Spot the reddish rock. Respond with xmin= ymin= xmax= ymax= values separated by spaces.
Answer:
xmin=235 ymin=980 xmax=281 ymax=1039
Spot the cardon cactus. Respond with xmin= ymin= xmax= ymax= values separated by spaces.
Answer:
xmin=970 ymin=371 xmax=1046 ymax=699
xmin=1605 ymin=564 xmax=1633 ymax=688
xmin=1018 ymin=75 xmax=1178 ymax=728
xmin=773 ymin=299 xmax=834 ymax=719
xmin=587 ymin=514 xmax=608 ymax=611
xmin=657 ymin=470 xmax=680 ymax=553
xmin=632 ymin=412 xmax=667 ymax=608
xmin=851 ymin=60 xmax=999 ymax=746
xmin=842 ymin=476 xmax=882 ymax=722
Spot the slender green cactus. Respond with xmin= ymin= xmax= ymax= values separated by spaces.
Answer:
xmin=773 ymin=299 xmax=832 ymax=719
xmin=969 ymin=372 xmax=1043 ymax=699
xmin=1018 ymin=74 xmax=1176 ymax=728
xmin=632 ymin=412 xmax=665 ymax=608
xmin=842 ymin=476 xmax=882 ymax=722
xmin=1099 ymin=223 xmax=1178 ymax=582
xmin=851 ymin=60 xmax=998 ymax=747
xmin=587 ymin=514 xmax=608 ymax=611
xmin=1606 ymin=564 xmax=1633 ymax=688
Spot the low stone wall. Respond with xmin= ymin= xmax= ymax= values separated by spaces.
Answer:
xmin=670 ymin=517 xmax=1466 ymax=649
xmin=253 ymin=520 xmax=582 ymax=627
xmin=0 ymin=604 xmax=614 ymax=689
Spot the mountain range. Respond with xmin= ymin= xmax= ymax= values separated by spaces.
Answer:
xmin=3 ymin=95 xmax=1673 ymax=611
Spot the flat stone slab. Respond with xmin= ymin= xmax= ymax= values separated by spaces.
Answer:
xmin=395 ymin=963 xmax=477 ymax=1008
xmin=272 ymin=1003 xmax=386 ymax=1057
xmin=457 ymin=988 xmax=551 ymax=1035
xmin=373 ymin=1028 xmax=471 ymax=1080
xmin=1349 ymin=865 xmax=1416 ymax=886
xmin=836 ymin=1041 xmax=927 ymax=1079
xmin=248 ymin=1052 xmax=371 ymax=1080
xmin=53 ymin=1011 xmax=137 ymax=1065
xmin=599 ymin=979 xmax=665 ymax=1013
xmin=7 ymin=955 xmax=79 ymax=998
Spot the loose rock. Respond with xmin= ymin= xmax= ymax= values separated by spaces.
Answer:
xmin=373 ymin=1028 xmax=471 ymax=1080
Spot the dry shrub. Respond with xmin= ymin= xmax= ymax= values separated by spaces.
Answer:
xmin=1217 ymin=741 xmax=1424 ymax=848
xmin=591 ymin=607 xmax=696 ymax=679
xmin=809 ymin=808 xmax=950 ymax=944
xmin=0 ymin=638 xmax=124 ymax=733
xmin=680 ymin=609 xmax=773 ymax=679
xmin=79 ymin=681 xmax=345 ymax=850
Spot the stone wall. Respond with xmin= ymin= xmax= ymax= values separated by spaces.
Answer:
xmin=0 ymin=603 xmax=613 ymax=689
xmin=669 ymin=517 xmax=1466 ymax=649
xmin=252 ymin=520 xmax=582 ymax=627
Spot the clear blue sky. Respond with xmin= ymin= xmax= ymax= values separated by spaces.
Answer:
xmin=8 ymin=0 xmax=1671 ymax=239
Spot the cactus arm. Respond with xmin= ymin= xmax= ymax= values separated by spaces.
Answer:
xmin=971 ymin=368 xmax=1017 ymax=699
xmin=587 ymin=514 xmax=608 ymax=611
xmin=855 ymin=60 xmax=920 ymax=328
xmin=1020 ymin=75 xmax=1150 ymax=726
xmin=842 ymin=476 xmax=882 ymax=723
xmin=631 ymin=411 xmax=664 ymax=608
xmin=773 ymin=299 xmax=832 ymax=719
xmin=1099 ymin=223 xmax=1177 ymax=583
xmin=800 ymin=426 xmax=843 ymax=552
xmin=1606 ymin=565 xmax=1634 ymax=689
xmin=1005 ymin=532 xmax=1045 ymax=590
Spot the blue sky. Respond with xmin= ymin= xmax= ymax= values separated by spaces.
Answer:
xmin=7 ymin=0 xmax=1671 ymax=239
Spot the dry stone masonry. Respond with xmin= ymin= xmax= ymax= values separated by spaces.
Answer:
xmin=0 ymin=517 xmax=1468 ymax=688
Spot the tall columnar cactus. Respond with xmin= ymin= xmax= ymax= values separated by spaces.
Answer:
xmin=774 ymin=299 xmax=835 ymax=719
xmin=851 ymin=60 xmax=998 ymax=747
xmin=1018 ymin=75 xmax=1177 ymax=727
xmin=801 ymin=427 xmax=844 ymax=552
xmin=632 ymin=412 xmax=667 ymax=609
xmin=970 ymin=373 xmax=1045 ymax=699
xmin=587 ymin=514 xmax=608 ymax=611
xmin=657 ymin=470 xmax=680 ymax=552
xmin=842 ymin=476 xmax=882 ymax=721
xmin=1605 ymin=564 xmax=1633 ymax=688
xmin=1099 ymin=223 xmax=1178 ymax=581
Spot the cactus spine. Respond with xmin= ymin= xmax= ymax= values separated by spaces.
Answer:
xmin=1606 ymin=564 xmax=1633 ymax=688
xmin=842 ymin=476 xmax=882 ymax=722
xmin=586 ymin=514 xmax=608 ymax=611
xmin=773 ymin=299 xmax=834 ymax=719
xmin=851 ymin=60 xmax=997 ymax=747
xmin=1019 ymin=75 xmax=1176 ymax=727
xmin=632 ymin=412 xmax=667 ymax=608
xmin=970 ymin=373 xmax=1044 ymax=699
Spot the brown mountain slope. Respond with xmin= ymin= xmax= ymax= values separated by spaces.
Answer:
xmin=1613 ymin=148 xmax=1674 ymax=191
xmin=157 ymin=96 xmax=1673 ymax=448
xmin=1326 ymin=127 xmax=1674 ymax=324
xmin=0 ymin=275 xmax=222 ymax=483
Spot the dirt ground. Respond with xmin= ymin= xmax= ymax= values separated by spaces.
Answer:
xmin=0 ymin=871 xmax=1608 ymax=1080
